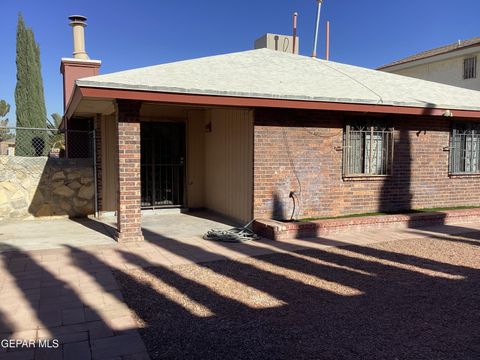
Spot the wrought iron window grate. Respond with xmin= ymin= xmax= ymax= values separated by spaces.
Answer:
xmin=343 ymin=122 xmax=394 ymax=176
xmin=450 ymin=123 xmax=480 ymax=174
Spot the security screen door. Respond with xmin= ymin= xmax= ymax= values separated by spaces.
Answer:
xmin=141 ymin=122 xmax=185 ymax=208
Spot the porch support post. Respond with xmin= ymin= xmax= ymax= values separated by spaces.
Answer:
xmin=115 ymin=99 xmax=144 ymax=242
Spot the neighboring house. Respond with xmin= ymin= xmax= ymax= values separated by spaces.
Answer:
xmin=379 ymin=36 xmax=480 ymax=90
xmin=61 ymin=16 xmax=480 ymax=243
xmin=0 ymin=139 xmax=15 ymax=156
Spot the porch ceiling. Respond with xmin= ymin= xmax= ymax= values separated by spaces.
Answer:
xmin=70 ymin=98 xmax=222 ymax=119
xmin=73 ymin=97 xmax=115 ymax=117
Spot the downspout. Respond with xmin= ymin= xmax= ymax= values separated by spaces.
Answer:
xmin=312 ymin=0 xmax=323 ymax=58
xmin=92 ymin=121 xmax=99 ymax=218
xmin=64 ymin=116 xmax=69 ymax=158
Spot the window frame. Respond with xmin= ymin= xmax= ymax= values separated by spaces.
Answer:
xmin=449 ymin=122 xmax=480 ymax=175
xmin=342 ymin=120 xmax=394 ymax=178
xmin=463 ymin=56 xmax=477 ymax=80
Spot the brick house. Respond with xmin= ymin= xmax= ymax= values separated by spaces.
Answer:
xmin=62 ymin=17 xmax=480 ymax=242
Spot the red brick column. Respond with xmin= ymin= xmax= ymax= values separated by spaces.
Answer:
xmin=115 ymin=100 xmax=144 ymax=242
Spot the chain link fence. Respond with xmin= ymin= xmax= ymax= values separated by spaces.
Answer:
xmin=0 ymin=126 xmax=94 ymax=159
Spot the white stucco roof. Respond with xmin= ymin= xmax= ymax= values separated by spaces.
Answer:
xmin=76 ymin=48 xmax=480 ymax=111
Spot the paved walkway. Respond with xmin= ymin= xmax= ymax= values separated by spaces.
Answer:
xmin=0 ymin=218 xmax=115 ymax=252
xmin=0 ymin=214 xmax=480 ymax=359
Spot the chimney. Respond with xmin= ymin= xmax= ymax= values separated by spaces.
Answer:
xmin=69 ymin=15 xmax=89 ymax=59
xmin=60 ymin=15 xmax=101 ymax=111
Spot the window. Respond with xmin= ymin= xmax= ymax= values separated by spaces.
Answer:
xmin=343 ymin=121 xmax=394 ymax=176
xmin=463 ymin=56 xmax=477 ymax=79
xmin=450 ymin=123 xmax=480 ymax=174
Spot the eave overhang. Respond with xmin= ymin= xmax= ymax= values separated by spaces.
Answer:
xmin=65 ymin=84 xmax=480 ymax=121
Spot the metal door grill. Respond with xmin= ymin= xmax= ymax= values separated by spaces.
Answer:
xmin=141 ymin=122 xmax=185 ymax=208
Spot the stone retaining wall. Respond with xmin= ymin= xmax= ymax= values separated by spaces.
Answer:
xmin=0 ymin=156 xmax=95 ymax=220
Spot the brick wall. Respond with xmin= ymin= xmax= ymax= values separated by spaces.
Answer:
xmin=253 ymin=108 xmax=480 ymax=220
xmin=115 ymin=100 xmax=144 ymax=242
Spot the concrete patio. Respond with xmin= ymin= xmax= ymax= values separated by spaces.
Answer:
xmin=0 ymin=213 xmax=479 ymax=359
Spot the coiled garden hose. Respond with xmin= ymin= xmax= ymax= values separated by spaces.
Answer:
xmin=203 ymin=220 xmax=259 ymax=243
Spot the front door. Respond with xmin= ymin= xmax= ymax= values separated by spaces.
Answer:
xmin=141 ymin=122 xmax=185 ymax=208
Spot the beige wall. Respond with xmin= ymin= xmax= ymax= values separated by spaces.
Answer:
xmin=186 ymin=110 xmax=205 ymax=208
xmin=385 ymin=51 xmax=480 ymax=91
xmin=204 ymin=108 xmax=253 ymax=223
xmin=100 ymin=114 xmax=118 ymax=212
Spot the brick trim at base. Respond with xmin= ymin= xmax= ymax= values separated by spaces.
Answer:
xmin=253 ymin=208 xmax=480 ymax=240
xmin=115 ymin=232 xmax=144 ymax=243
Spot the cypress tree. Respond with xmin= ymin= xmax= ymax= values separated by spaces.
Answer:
xmin=14 ymin=13 xmax=48 ymax=156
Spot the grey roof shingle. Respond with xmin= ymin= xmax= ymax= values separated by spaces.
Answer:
xmin=378 ymin=36 xmax=480 ymax=69
xmin=77 ymin=48 xmax=480 ymax=112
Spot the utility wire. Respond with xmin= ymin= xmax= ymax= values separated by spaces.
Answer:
xmin=282 ymin=128 xmax=302 ymax=220
xmin=315 ymin=58 xmax=384 ymax=105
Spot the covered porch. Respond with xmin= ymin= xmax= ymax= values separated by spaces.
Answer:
xmin=67 ymin=98 xmax=254 ymax=242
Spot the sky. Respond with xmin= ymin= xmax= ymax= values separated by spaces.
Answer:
xmin=0 ymin=0 xmax=479 ymax=124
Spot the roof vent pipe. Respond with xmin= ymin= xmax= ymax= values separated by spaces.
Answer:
xmin=292 ymin=12 xmax=298 ymax=54
xmin=325 ymin=20 xmax=330 ymax=60
xmin=312 ymin=0 xmax=323 ymax=58
xmin=69 ymin=15 xmax=89 ymax=59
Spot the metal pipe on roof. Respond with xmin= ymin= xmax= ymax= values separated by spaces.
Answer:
xmin=312 ymin=0 xmax=323 ymax=58
xmin=326 ymin=20 xmax=330 ymax=60
xmin=68 ymin=15 xmax=89 ymax=59
xmin=292 ymin=12 xmax=298 ymax=54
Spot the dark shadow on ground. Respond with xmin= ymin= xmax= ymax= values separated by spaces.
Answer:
xmin=70 ymin=217 xmax=117 ymax=239
xmin=0 ymin=245 xmax=110 ymax=358
xmin=113 ymin=228 xmax=480 ymax=360
xmin=0 ymin=244 xmax=151 ymax=359
xmin=175 ymin=209 xmax=241 ymax=227
xmin=0 ymin=255 xmax=13 ymax=334
xmin=74 ymin=209 xmax=243 ymax=242
xmin=404 ymin=226 xmax=480 ymax=247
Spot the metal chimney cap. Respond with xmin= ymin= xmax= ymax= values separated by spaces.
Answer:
xmin=68 ymin=15 xmax=87 ymax=25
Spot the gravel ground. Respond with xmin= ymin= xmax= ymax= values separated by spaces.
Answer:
xmin=115 ymin=235 xmax=480 ymax=360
